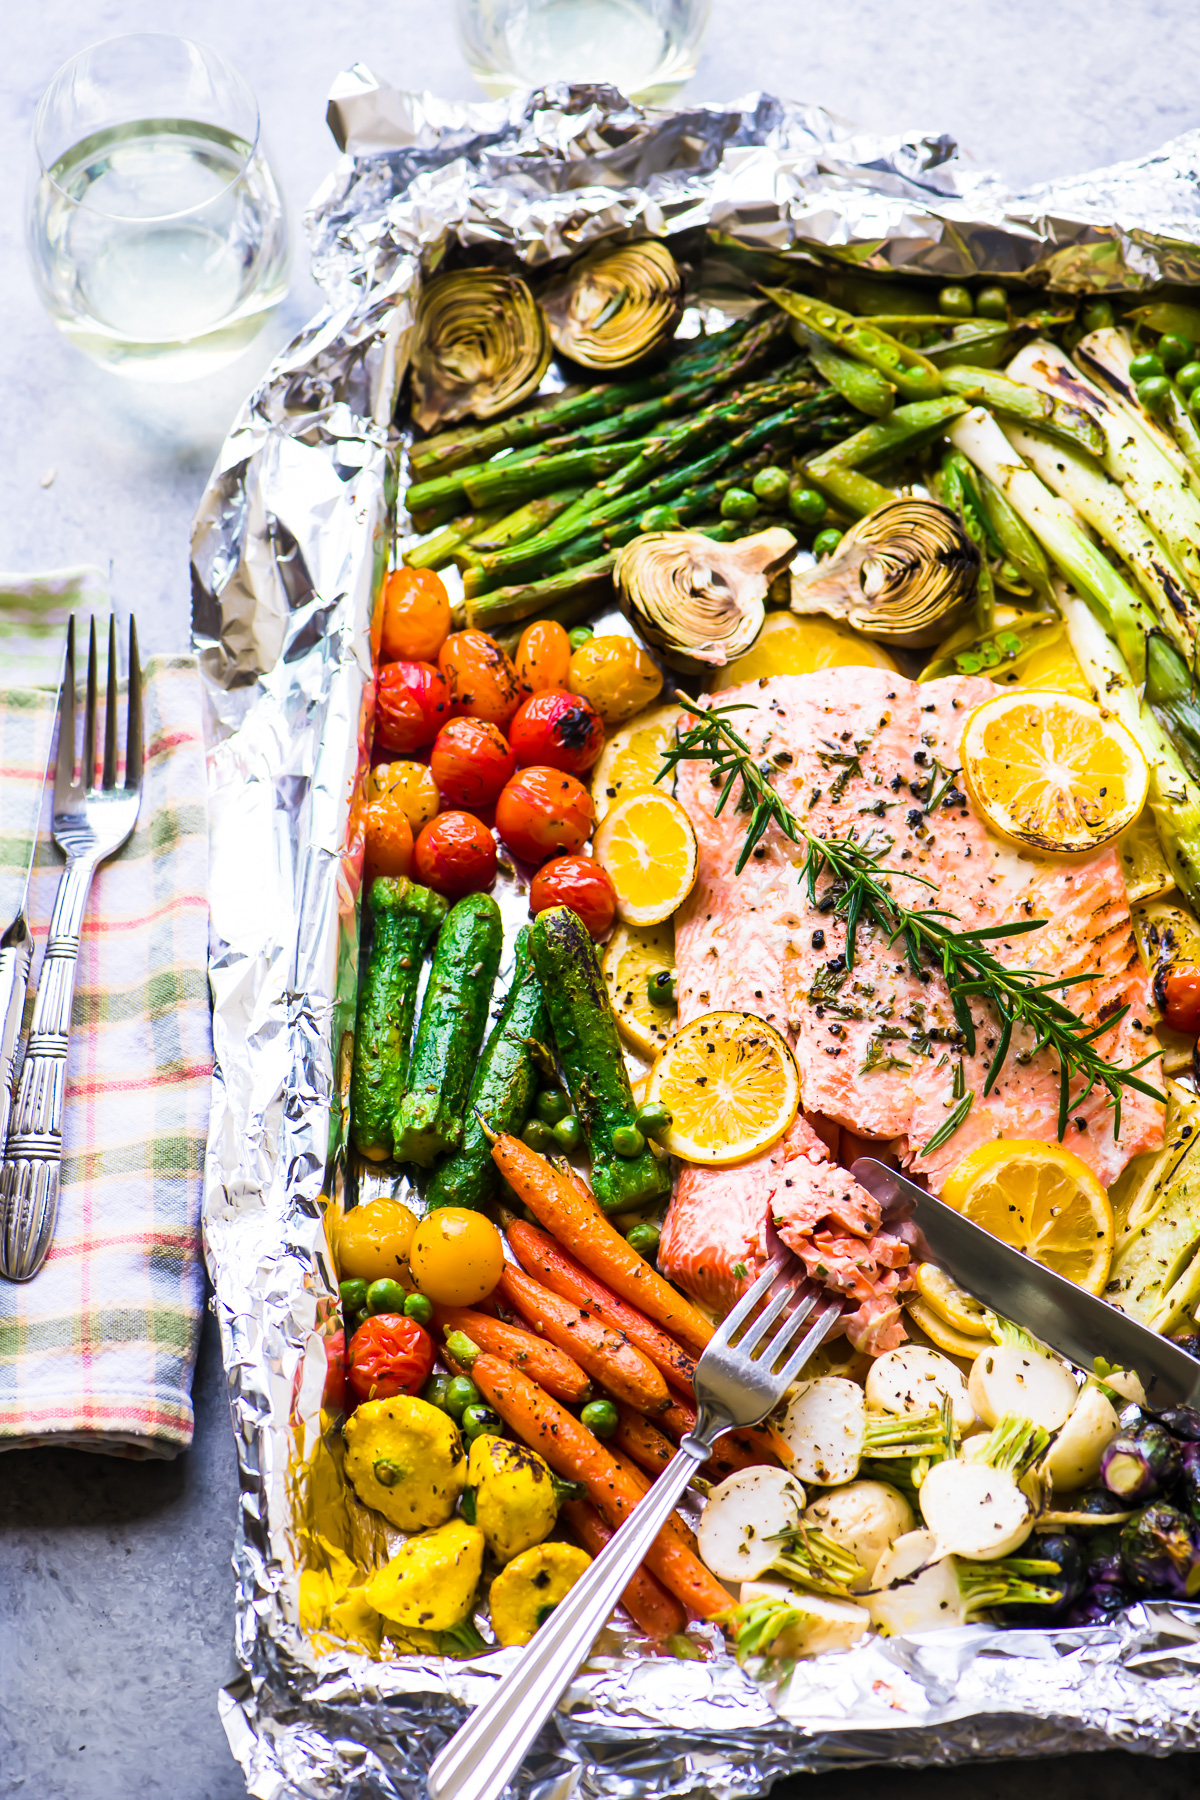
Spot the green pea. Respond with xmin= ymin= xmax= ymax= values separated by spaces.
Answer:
xmin=345 ymin=1310 xmax=367 ymax=1342
xmin=461 ymin=1403 xmax=502 ymax=1440
xmin=444 ymin=1375 xmax=481 ymax=1421
xmin=373 ymin=1459 xmax=404 ymax=1487
xmin=535 ymin=1088 xmax=569 ymax=1125
xmin=366 ymin=1278 xmax=408 ymax=1316
xmin=1176 ymin=361 xmax=1200 ymax=396
xmin=612 ymin=1123 xmax=646 ymax=1159
xmin=640 ymin=504 xmax=681 ymax=531
xmin=647 ymin=970 xmax=677 ymax=1008
xmin=1136 ymin=375 xmax=1171 ymax=413
xmin=581 ymin=1399 xmax=620 ymax=1439
xmin=523 ymin=1118 xmax=553 ymax=1153
xmin=459 ymin=1487 xmax=477 ymax=1524
xmin=422 ymin=1373 xmax=453 ymax=1411
xmin=1159 ymin=333 xmax=1194 ymax=370
xmin=1190 ymin=387 xmax=1200 ymax=419
xmin=568 ymin=625 xmax=594 ymax=649
xmin=339 ymin=1278 xmax=368 ymax=1314
xmin=552 ymin=1115 xmax=582 ymax=1151
xmin=626 ymin=1222 xmax=661 ymax=1260
xmin=634 ymin=1101 xmax=673 ymax=1139
xmin=975 ymin=286 xmax=1008 ymax=320
xmin=720 ymin=486 xmax=759 ymax=522
xmin=1081 ymin=299 xmax=1115 ymax=334
xmin=1129 ymin=351 xmax=1164 ymax=381
xmin=404 ymin=1291 xmax=433 ymax=1326
xmin=813 ymin=527 xmax=844 ymax=559
xmin=787 ymin=482 xmax=826 ymax=526
xmin=937 ymin=284 xmax=974 ymax=318
xmin=751 ymin=466 xmax=790 ymax=507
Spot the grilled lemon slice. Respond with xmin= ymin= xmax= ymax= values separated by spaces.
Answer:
xmin=645 ymin=1011 xmax=799 ymax=1166
xmin=601 ymin=921 xmax=676 ymax=1059
xmin=960 ymin=689 xmax=1148 ymax=858
xmin=593 ymin=789 xmax=698 ymax=926
xmin=708 ymin=610 xmax=897 ymax=691
xmin=590 ymin=702 xmax=681 ymax=824
xmin=940 ymin=1138 xmax=1115 ymax=1295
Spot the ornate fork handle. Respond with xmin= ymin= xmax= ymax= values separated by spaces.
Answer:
xmin=0 ymin=925 xmax=34 ymax=1155
xmin=0 ymin=855 xmax=97 ymax=1281
xmin=426 ymin=1419 xmax=722 ymax=1800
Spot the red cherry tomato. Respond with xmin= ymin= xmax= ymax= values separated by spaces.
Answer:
xmin=414 ymin=810 xmax=498 ymax=897
xmin=375 ymin=661 xmax=450 ymax=753
xmin=1164 ymin=969 xmax=1200 ymax=1035
xmin=438 ymin=630 xmax=521 ymax=730
xmin=430 ymin=717 xmax=518 ymax=808
xmin=495 ymin=766 xmax=594 ymax=865
xmin=529 ymin=856 xmax=617 ymax=939
xmin=509 ymin=689 xmax=605 ymax=775
xmin=346 ymin=1313 xmax=435 ymax=1406
xmin=322 ymin=1327 xmax=347 ymax=1413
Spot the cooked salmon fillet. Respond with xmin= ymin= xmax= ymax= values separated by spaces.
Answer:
xmin=659 ymin=666 xmax=1164 ymax=1339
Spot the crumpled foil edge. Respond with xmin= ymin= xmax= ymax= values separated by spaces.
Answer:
xmin=192 ymin=73 xmax=1200 ymax=1800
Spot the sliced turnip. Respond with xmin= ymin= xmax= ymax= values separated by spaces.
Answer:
xmin=1043 ymin=1384 xmax=1122 ymax=1493
xmin=803 ymin=1481 xmax=915 ymax=1588
xmin=696 ymin=1466 xmax=807 ymax=1581
xmin=867 ymin=1530 xmax=967 ymax=1635
xmin=737 ymin=1580 xmax=871 ymax=1657
xmin=968 ymin=1344 xmax=1078 ymax=1432
xmin=917 ymin=1456 xmax=1034 ymax=1559
xmin=865 ymin=1346 xmax=975 ymax=1430
xmin=780 ymin=1377 xmax=866 ymax=1486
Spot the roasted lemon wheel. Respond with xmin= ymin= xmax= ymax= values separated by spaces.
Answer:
xmin=960 ymin=689 xmax=1148 ymax=858
xmin=593 ymin=789 xmax=698 ymax=925
xmin=707 ymin=611 xmax=898 ymax=691
xmin=590 ymin=702 xmax=681 ymax=824
xmin=645 ymin=1011 xmax=799 ymax=1166
xmin=940 ymin=1139 xmax=1115 ymax=1295
xmin=602 ymin=921 xmax=676 ymax=1058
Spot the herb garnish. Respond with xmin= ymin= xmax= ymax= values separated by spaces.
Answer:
xmin=658 ymin=697 xmax=1163 ymax=1143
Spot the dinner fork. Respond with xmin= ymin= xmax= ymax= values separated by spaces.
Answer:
xmin=425 ymin=1258 xmax=843 ymax=1800
xmin=0 ymin=615 xmax=143 ymax=1281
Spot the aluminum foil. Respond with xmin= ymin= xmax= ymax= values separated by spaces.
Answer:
xmin=193 ymin=72 xmax=1200 ymax=1800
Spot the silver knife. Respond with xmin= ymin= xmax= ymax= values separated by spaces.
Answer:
xmin=0 ymin=649 xmax=64 ymax=1151
xmin=852 ymin=1157 xmax=1200 ymax=1409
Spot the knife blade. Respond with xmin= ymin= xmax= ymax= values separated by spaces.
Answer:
xmin=0 ymin=644 xmax=64 ymax=1150
xmin=852 ymin=1157 xmax=1200 ymax=1409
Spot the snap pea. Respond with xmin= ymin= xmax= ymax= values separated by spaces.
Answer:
xmin=1127 ymin=302 xmax=1200 ymax=342
xmin=805 ymin=467 xmax=894 ymax=518
xmin=939 ymin=364 xmax=1106 ymax=459
xmin=802 ymin=339 xmax=896 ymax=418
xmin=974 ymin=467 xmax=1054 ymax=596
xmin=764 ymin=288 xmax=943 ymax=400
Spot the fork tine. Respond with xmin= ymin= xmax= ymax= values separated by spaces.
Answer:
xmin=759 ymin=1287 xmax=821 ymax=1368
xmin=83 ymin=616 xmax=98 ymax=791
xmin=125 ymin=615 xmax=143 ymax=792
xmin=718 ymin=1255 xmax=787 ymax=1341
xmin=731 ymin=1276 xmax=799 ymax=1357
xmin=774 ymin=1301 xmax=844 ymax=1389
xmin=53 ymin=616 xmax=77 ymax=810
xmin=102 ymin=614 xmax=119 ymax=788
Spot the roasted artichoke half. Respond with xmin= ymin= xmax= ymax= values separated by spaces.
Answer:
xmin=615 ymin=527 xmax=797 ymax=674
xmin=541 ymin=241 xmax=683 ymax=371
xmin=410 ymin=267 xmax=552 ymax=430
xmin=790 ymin=498 xmax=979 ymax=648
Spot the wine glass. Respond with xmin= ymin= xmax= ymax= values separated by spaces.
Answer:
xmin=454 ymin=0 xmax=710 ymax=104
xmin=26 ymin=33 xmax=290 ymax=383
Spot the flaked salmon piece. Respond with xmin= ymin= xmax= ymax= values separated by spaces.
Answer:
xmin=659 ymin=666 xmax=1164 ymax=1328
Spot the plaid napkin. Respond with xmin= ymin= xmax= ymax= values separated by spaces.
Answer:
xmin=0 ymin=575 xmax=212 ymax=1458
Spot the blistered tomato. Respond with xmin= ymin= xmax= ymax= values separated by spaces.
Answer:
xmin=568 ymin=635 xmax=663 ymax=725
xmin=414 ymin=810 xmax=498 ymax=897
xmin=363 ymin=799 xmax=413 ymax=884
xmin=1164 ymin=969 xmax=1200 ymax=1035
xmin=322 ymin=1327 xmax=347 ymax=1413
xmin=365 ymin=760 xmax=440 ymax=832
xmin=346 ymin=1314 xmax=435 ymax=1405
xmin=336 ymin=1197 xmax=419 ymax=1284
xmin=430 ymin=718 xmax=517 ymax=808
xmin=509 ymin=689 xmax=605 ymax=775
xmin=516 ymin=619 xmax=572 ymax=696
xmin=378 ymin=567 xmax=451 ymax=663
xmin=375 ymin=661 xmax=450 ymax=753
xmin=439 ymin=630 xmax=521 ymax=729
xmin=495 ymin=766 xmax=594 ymax=864
xmin=529 ymin=855 xmax=617 ymax=939
xmin=410 ymin=1208 xmax=505 ymax=1307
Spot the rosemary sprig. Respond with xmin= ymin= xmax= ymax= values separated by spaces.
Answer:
xmin=657 ymin=697 xmax=1163 ymax=1143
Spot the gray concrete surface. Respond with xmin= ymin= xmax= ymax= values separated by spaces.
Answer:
xmin=3 ymin=3 xmax=1200 ymax=1796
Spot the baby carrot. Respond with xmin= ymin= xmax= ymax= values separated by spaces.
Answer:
xmin=613 ymin=1405 xmax=675 ymax=1478
xmin=431 ymin=1305 xmax=591 ymax=1405
xmin=493 ymin=1137 xmax=714 ymax=1353
xmin=560 ymin=1499 xmax=685 ymax=1641
xmin=496 ymin=1265 xmax=670 ymax=1415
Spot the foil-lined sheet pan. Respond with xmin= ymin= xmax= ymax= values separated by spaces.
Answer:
xmin=192 ymin=71 xmax=1200 ymax=1800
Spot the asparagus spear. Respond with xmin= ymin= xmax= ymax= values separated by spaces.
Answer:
xmin=940 ymin=450 xmax=996 ymax=632
xmin=460 ymin=440 xmax=652 ymax=511
xmin=403 ymin=507 xmax=507 ymax=570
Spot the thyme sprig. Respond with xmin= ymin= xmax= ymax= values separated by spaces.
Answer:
xmin=657 ymin=697 xmax=1163 ymax=1142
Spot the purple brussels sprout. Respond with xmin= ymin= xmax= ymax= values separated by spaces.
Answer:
xmin=1101 ymin=1423 xmax=1182 ymax=1502
xmin=1177 ymin=1440 xmax=1200 ymax=1524
xmin=1154 ymin=1404 xmax=1200 ymax=1441
xmin=1120 ymin=1503 xmax=1200 ymax=1599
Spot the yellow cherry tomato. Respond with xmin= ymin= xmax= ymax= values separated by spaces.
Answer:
xmin=568 ymin=635 xmax=663 ymax=725
xmin=410 ymin=1208 xmax=505 ymax=1306
xmin=336 ymin=1197 xmax=418 ymax=1283
xmin=364 ymin=760 xmax=440 ymax=832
